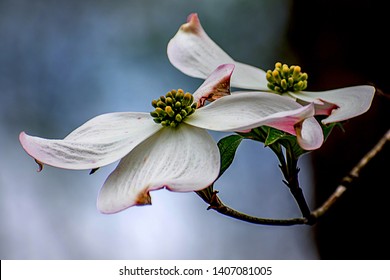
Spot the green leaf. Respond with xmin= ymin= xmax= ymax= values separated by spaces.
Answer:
xmin=281 ymin=135 xmax=307 ymax=158
xmin=264 ymin=127 xmax=286 ymax=146
xmin=238 ymin=127 xmax=267 ymax=143
xmin=195 ymin=134 xmax=242 ymax=202
xmin=217 ymin=134 xmax=243 ymax=177
xmin=264 ymin=126 xmax=307 ymax=158
xmin=322 ymin=121 xmax=343 ymax=141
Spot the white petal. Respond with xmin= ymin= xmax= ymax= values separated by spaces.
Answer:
xmin=167 ymin=13 xmax=268 ymax=90
xmin=97 ymin=124 xmax=220 ymax=213
xmin=232 ymin=61 xmax=269 ymax=91
xmin=192 ymin=64 xmax=234 ymax=106
xmin=295 ymin=117 xmax=324 ymax=150
xmin=185 ymin=91 xmax=316 ymax=134
xmin=287 ymin=85 xmax=375 ymax=124
xmin=19 ymin=113 xmax=161 ymax=170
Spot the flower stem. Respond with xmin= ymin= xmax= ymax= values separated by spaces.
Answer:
xmin=198 ymin=128 xmax=390 ymax=226
xmin=207 ymin=191 xmax=307 ymax=226
xmin=249 ymin=127 xmax=313 ymax=218
xmin=273 ymin=140 xmax=314 ymax=222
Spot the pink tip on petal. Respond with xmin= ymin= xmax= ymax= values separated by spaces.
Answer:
xmin=187 ymin=13 xmax=198 ymax=22
xmin=135 ymin=190 xmax=152 ymax=206
xmin=19 ymin=132 xmax=45 ymax=172
xmin=35 ymin=159 xmax=44 ymax=172
xmin=181 ymin=13 xmax=201 ymax=33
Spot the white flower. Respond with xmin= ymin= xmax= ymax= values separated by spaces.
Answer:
xmin=19 ymin=64 xmax=322 ymax=214
xmin=167 ymin=13 xmax=375 ymax=125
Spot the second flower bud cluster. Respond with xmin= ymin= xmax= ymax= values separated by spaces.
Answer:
xmin=266 ymin=62 xmax=308 ymax=94
xmin=150 ymin=89 xmax=197 ymax=128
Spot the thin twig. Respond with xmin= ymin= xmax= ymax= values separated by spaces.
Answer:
xmin=311 ymin=128 xmax=390 ymax=219
xmin=205 ymin=128 xmax=390 ymax=226
xmin=207 ymin=191 xmax=307 ymax=226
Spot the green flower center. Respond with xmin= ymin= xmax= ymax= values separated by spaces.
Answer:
xmin=150 ymin=89 xmax=197 ymax=128
xmin=266 ymin=62 xmax=308 ymax=93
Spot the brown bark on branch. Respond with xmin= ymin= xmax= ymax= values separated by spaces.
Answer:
xmin=205 ymin=128 xmax=390 ymax=226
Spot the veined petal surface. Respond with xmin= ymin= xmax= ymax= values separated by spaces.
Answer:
xmin=167 ymin=13 xmax=268 ymax=90
xmin=19 ymin=113 xmax=161 ymax=170
xmin=287 ymin=85 xmax=375 ymax=124
xmin=185 ymin=91 xmax=316 ymax=134
xmin=97 ymin=124 xmax=220 ymax=213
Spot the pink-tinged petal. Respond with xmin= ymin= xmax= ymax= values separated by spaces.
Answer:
xmin=295 ymin=117 xmax=324 ymax=150
xmin=19 ymin=113 xmax=161 ymax=170
xmin=97 ymin=124 xmax=219 ymax=213
xmin=192 ymin=64 xmax=234 ymax=107
xmin=311 ymin=100 xmax=339 ymax=116
xmin=167 ymin=13 xmax=268 ymax=90
xmin=287 ymin=85 xmax=375 ymax=124
xmin=185 ymin=91 xmax=316 ymax=134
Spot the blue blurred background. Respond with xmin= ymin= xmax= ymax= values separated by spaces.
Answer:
xmin=1 ymin=0 xmax=388 ymax=260
xmin=0 ymin=0 xmax=319 ymax=259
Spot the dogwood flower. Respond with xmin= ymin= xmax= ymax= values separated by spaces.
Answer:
xmin=167 ymin=13 xmax=375 ymax=125
xmin=19 ymin=64 xmax=323 ymax=214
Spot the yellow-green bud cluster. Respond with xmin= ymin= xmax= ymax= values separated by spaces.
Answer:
xmin=150 ymin=89 xmax=197 ymax=128
xmin=266 ymin=62 xmax=308 ymax=93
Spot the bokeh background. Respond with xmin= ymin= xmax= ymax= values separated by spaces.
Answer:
xmin=0 ymin=0 xmax=388 ymax=259
xmin=289 ymin=1 xmax=390 ymax=259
